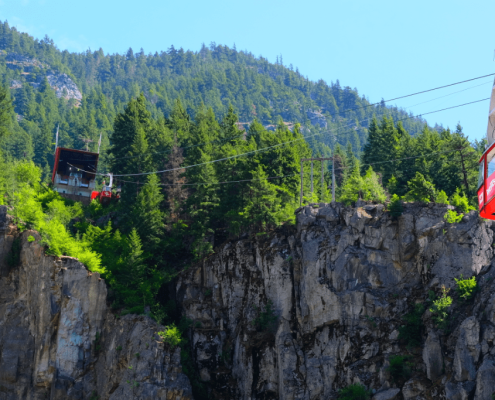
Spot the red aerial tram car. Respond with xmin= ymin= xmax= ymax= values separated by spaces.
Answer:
xmin=478 ymin=79 xmax=495 ymax=220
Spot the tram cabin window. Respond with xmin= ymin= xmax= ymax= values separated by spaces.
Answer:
xmin=478 ymin=159 xmax=485 ymax=189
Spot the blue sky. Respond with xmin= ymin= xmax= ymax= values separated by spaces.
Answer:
xmin=1 ymin=0 xmax=494 ymax=142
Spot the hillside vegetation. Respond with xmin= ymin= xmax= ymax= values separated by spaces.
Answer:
xmin=0 ymin=21 xmax=484 ymax=330
xmin=0 ymin=20 xmax=431 ymax=175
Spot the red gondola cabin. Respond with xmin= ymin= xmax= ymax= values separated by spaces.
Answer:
xmin=52 ymin=147 xmax=99 ymax=205
xmin=478 ymin=79 xmax=495 ymax=220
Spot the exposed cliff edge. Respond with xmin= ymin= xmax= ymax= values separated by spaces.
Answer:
xmin=177 ymin=202 xmax=495 ymax=399
xmin=3 ymin=201 xmax=495 ymax=399
xmin=0 ymin=206 xmax=192 ymax=400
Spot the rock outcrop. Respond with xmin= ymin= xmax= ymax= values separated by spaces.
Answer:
xmin=2 ymin=53 xmax=82 ymax=103
xmin=3 ymin=199 xmax=495 ymax=399
xmin=0 ymin=206 xmax=192 ymax=400
xmin=177 ymin=202 xmax=495 ymax=399
xmin=46 ymin=74 xmax=83 ymax=102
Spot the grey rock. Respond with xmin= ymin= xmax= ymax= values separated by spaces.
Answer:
xmin=453 ymin=316 xmax=481 ymax=381
xmin=423 ymin=330 xmax=443 ymax=381
xmin=474 ymin=357 xmax=495 ymax=400
xmin=372 ymin=388 xmax=401 ymax=400
xmin=0 ymin=215 xmax=192 ymax=399
xmin=402 ymin=377 xmax=429 ymax=399
xmin=445 ymin=380 xmax=476 ymax=400
xmin=306 ymin=109 xmax=327 ymax=128
xmin=4 ymin=201 xmax=495 ymax=399
xmin=175 ymin=203 xmax=495 ymax=398
xmin=46 ymin=73 xmax=82 ymax=102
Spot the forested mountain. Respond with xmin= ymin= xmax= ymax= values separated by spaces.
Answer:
xmin=0 ymin=20 xmax=488 ymax=397
xmin=0 ymin=20 xmax=430 ymax=175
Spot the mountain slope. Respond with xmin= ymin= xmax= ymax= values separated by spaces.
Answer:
xmin=0 ymin=21 xmax=427 ymax=168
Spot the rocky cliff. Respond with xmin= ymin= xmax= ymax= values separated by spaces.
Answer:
xmin=0 ymin=206 xmax=192 ymax=400
xmin=3 ymin=200 xmax=495 ymax=399
xmin=177 ymin=202 xmax=495 ymax=399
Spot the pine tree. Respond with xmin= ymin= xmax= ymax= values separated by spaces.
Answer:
xmin=110 ymin=93 xmax=153 ymax=203
xmin=185 ymin=108 xmax=219 ymax=258
xmin=163 ymin=134 xmax=187 ymax=224
xmin=168 ymin=99 xmax=190 ymax=144
xmin=130 ymin=174 xmax=165 ymax=257
xmin=241 ymin=165 xmax=284 ymax=232
xmin=405 ymin=172 xmax=436 ymax=202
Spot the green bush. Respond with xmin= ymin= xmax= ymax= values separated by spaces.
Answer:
xmin=405 ymin=172 xmax=436 ymax=202
xmin=450 ymin=188 xmax=475 ymax=214
xmin=387 ymin=355 xmax=413 ymax=383
xmin=454 ymin=275 xmax=477 ymax=301
xmin=388 ymin=194 xmax=403 ymax=219
xmin=444 ymin=210 xmax=463 ymax=224
xmin=398 ymin=303 xmax=424 ymax=347
xmin=157 ymin=324 xmax=182 ymax=347
xmin=27 ymin=235 xmax=35 ymax=242
xmin=337 ymin=383 xmax=372 ymax=400
xmin=1 ymin=161 xmax=104 ymax=274
xmin=429 ymin=286 xmax=452 ymax=329
xmin=435 ymin=190 xmax=449 ymax=205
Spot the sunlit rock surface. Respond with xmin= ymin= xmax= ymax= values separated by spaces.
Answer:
xmin=0 ymin=206 xmax=192 ymax=400
xmin=3 ymin=200 xmax=495 ymax=399
xmin=177 ymin=202 xmax=495 ymax=399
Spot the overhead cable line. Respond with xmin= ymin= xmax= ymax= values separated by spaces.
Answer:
xmin=69 ymin=97 xmax=489 ymax=179
xmin=325 ymin=72 xmax=495 ymax=118
xmin=81 ymin=73 xmax=495 ymax=163
xmin=402 ymin=79 xmax=492 ymax=109
xmin=117 ymin=147 xmax=466 ymax=187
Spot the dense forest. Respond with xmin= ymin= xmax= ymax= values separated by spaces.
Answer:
xmin=0 ymin=21 xmax=485 ymax=395
xmin=0 ymin=20 xmax=433 ymax=177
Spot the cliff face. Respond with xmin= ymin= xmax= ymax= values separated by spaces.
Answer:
xmin=0 ymin=206 xmax=192 ymax=400
xmin=3 ymin=201 xmax=495 ymax=399
xmin=177 ymin=202 xmax=495 ymax=399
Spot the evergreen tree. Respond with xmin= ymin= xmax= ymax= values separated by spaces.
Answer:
xmin=241 ymin=164 xmax=287 ymax=231
xmin=405 ymin=172 xmax=436 ymax=202
xmin=130 ymin=173 xmax=165 ymax=257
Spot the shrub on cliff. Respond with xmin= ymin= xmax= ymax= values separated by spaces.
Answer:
xmin=398 ymin=303 xmax=425 ymax=348
xmin=251 ymin=300 xmax=278 ymax=332
xmin=450 ymin=188 xmax=475 ymax=213
xmin=444 ymin=210 xmax=463 ymax=224
xmin=337 ymin=383 xmax=371 ymax=400
xmin=0 ymin=160 xmax=104 ymax=274
xmin=387 ymin=355 xmax=413 ymax=383
xmin=435 ymin=190 xmax=449 ymax=205
xmin=429 ymin=286 xmax=452 ymax=329
xmin=157 ymin=324 xmax=182 ymax=347
xmin=454 ymin=275 xmax=477 ymax=301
